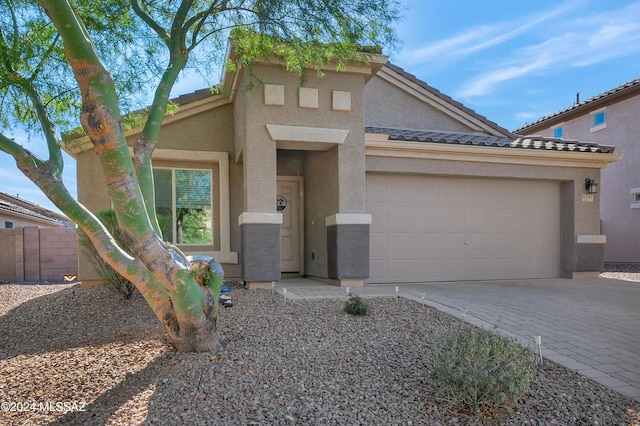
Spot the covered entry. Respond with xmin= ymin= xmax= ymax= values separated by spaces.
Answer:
xmin=366 ymin=174 xmax=560 ymax=283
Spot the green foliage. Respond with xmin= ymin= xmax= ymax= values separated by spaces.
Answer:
xmin=430 ymin=325 xmax=535 ymax=414
xmin=343 ymin=294 xmax=370 ymax=316
xmin=78 ymin=209 xmax=136 ymax=299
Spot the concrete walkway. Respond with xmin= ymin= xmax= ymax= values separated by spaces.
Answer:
xmin=274 ymin=277 xmax=640 ymax=402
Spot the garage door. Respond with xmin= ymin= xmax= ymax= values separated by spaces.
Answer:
xmin=366 ymin=174 xmax=560 ymax=283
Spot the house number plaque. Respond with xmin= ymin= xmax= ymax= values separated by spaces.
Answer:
xmin=276 ymin=194 xmax=288 ymax=211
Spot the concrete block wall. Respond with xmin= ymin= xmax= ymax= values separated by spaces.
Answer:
xmin=0 ymin=226 xmax=78 ymax=282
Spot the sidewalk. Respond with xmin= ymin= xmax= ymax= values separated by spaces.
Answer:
xmin=274 ymin=277 xmax=640 ymax=402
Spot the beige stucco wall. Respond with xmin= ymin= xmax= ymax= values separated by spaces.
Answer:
xmin=523 ymin=96 xmax=639 ymax=262
xmin=365 ymin=75 xmax=477 ymax=133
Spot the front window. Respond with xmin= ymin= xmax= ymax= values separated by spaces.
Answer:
xmin=153 ymin=168 xmax=213 ymax=245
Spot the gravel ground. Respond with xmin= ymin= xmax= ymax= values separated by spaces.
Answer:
xmin=0 ymin=279 xmax=639 ymax=425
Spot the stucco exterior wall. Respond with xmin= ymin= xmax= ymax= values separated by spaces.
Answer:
xmin=523 ymin=96 xmax=640 ymax=262
xmin=365 ymin=76 xmax=477 ymax=133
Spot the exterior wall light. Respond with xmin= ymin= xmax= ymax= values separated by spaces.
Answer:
xmin=585 ymin=178 xmax=598 ymax=194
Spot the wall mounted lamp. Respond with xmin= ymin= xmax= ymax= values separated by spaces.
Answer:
xmin=585 ymin=178 xmax=598 ymax=194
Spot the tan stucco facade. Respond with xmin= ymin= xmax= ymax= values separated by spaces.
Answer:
xmin=66 ymin=57 xmax=620 ymax=286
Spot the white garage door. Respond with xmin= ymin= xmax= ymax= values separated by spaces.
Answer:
xmin=366 ymin=174 xmax=560 ymax=283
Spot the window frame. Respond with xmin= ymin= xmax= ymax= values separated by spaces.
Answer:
xmin=154 ymin=166 xmax=214 ymax=246
xmin=150 ymin=149 xmax=237 ymax=264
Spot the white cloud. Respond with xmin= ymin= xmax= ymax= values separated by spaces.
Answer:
xmin=400 ymin=1 xmax=581 ymax=66
xmin=456 ymin=1 xmax=640 ymax=98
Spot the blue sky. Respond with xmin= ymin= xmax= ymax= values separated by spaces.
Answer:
xmin=3 ymin=0 xmax=640 ymax=214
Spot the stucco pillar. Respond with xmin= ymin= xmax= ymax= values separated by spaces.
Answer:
xmin=240 ymin=131 xmax=281 ymax=287
xmin=325 ymin=214 xmax=371 ymax=287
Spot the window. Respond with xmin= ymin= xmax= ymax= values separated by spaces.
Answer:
xmin=5 ymin=221 xmax=13 ymax=228
xmin=593 ymin=111 xmax=605 ymax=126
xmin=631 ymin=187 xmax=640 ymax=209
xmin=590 ymin=107 xmax=607 ymax=133
xmin=153 ymin=168 xmax=213 ymax=245
xmin=553 ymin=127 xmax=563 ymax=138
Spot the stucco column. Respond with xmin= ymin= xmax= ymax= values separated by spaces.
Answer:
xmin=325 ymin=214 xmax=371 ymax=286
xmin=240 ymin=131 xmax=281 ymax=287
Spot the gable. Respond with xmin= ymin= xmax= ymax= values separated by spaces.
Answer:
xmin=365 ymin=76 xmax=471 ymax=132
xmin=365 ymin=64 xmax=511 ymax=137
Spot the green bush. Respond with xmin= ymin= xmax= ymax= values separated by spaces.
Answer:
xmin=343 ymin=294 xmax=370 ymax=316
xmin=78 ymin=209 xmax=137 ymax=299
xmin=430 ymin=325 xmax=535 ymax=414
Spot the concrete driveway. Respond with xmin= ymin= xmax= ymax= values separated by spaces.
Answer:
xmin=278 ymin=277 xmax=640 ymax=402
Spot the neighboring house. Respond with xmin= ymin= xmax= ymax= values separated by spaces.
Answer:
xmin=0 ymin=191 xmax=74 ymax=228
xmin=515 ymin=78 xmax=640 ymax=264
xmin=64 ymin=52 xmax=620 ymax=288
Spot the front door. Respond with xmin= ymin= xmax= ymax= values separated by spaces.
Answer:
xmin=277 ymin=178 xmax=301 ymax=272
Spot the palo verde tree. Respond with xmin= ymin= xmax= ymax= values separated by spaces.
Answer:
xmin=0 ymin=0 xmax=400 ymax=352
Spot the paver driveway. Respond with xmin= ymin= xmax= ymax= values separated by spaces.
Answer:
xmin=279 ymin=277 xmax=640 ymax=402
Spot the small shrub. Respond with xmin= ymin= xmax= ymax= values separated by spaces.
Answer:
xmin=430 ymin=324 xmax=535 ymax=415
xmin=343 ymin=294 xmax=370 ymax=316
xmin=78 ymin=209 xmax=137 ymax=299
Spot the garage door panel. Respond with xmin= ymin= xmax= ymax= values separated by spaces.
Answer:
xmin=415 ymin=233 xmax=441 ymax=251
xmin=442 ymin=207 xmax=465 ymax=230
xmin=370 ymin=259 xmax=388 ymax=281
xmin=388 ymin=259 xmax=415 ymax=280
xmin=414 ymin=207 xmax=440 ymax=230
xmin=389 ymin=233 xmax=414 ymax=252
xmin=369 ymin=204 xmax=388 ymax=230
xmin=388 ymin=206 xmax=414 ymax=230
xmin=367 ymin=174 xmax=560 ymax=283
xmin=466 ymin=207 xmax=492 ymax=230
xmin=415 ymin=181 xmax=441 ymax=201
xmin=415 ymin=260 xmax=442 ymax=278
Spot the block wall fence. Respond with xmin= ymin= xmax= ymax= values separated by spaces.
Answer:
xmin=0 ymin=227 xmax=78 ymax=282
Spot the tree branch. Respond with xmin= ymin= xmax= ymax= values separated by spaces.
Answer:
xmin=130 ymin=0 xmax=169 ymax=45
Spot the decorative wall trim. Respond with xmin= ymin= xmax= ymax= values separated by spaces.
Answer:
xmin=266 ymin=124 xmax=349 ymax=145
xmin=325 ymin=213 xmax=372 ymax=226
xmin=239 ymin=212 xmax=283 ymax=225
xmin=576 ymin=234 xmax=607 ymax=244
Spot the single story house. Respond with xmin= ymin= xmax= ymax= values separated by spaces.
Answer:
xmin=64 ymin=52 xmax=621 ymax=288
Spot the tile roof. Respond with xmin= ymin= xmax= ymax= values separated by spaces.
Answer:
xmin=514 ymin=77 xmax=640 ymax=132
xmin=366 ymin=127 xmax=617 ymax=154
xmin=0 ymin=192 xmax=73 ymax=227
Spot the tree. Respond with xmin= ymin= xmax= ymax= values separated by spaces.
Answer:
xmin=0 ymin=0 xmax=400 ymax=352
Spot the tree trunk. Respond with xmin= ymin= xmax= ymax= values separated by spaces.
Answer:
xmin=37 ymin=0 xmax=225 ymax=352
